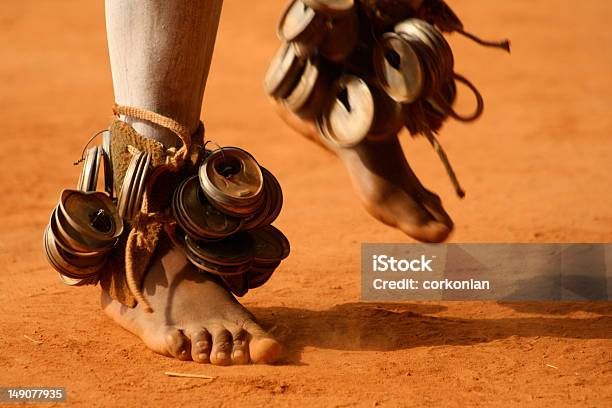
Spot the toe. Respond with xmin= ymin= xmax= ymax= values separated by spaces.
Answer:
xmin=243 ymin=320 xmax=282 ymax=364
xmin=382 ymin=190 xmax=453 ymax=243
xmin=210 ymin=327 xmax=232 ymax=366
xmin=188 ymin=329 xmax=212 ymax=364
xmin=398 ymin=218 xmax=453 ymax=243
xmin=230 ymin=329 xmax=250 ymax=365
xmin=419 ymin=191 xmax=454 ymax=231
xmin=165 ymin=329 xmax=192 ymax=361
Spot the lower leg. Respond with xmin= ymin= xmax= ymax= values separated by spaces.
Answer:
xmin=103 ymin=0 xmax=281 ymax=364
xmin=106 ymin=0 xmax=222 ymax=146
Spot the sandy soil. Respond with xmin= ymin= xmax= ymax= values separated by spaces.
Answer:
xmin=0 ymin=0 xmax=611 ymax=406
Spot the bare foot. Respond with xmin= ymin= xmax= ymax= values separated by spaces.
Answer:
xmin=101 ymin=238 xmax=282 ymax=365
xmin=276 ymin=104 xmax=453 ymax=242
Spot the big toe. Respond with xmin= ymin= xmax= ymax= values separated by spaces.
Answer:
xmin=382 ymin=190 xmax=453 ymax=243
xmin=243 ymin=321 xmax=282 ymax=364
xmin=398 ymin=218 xmax=453 ymax=243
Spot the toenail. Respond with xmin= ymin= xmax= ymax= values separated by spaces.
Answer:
xmin=216 ymin=352 xmax=227 ymax=360
xmin=197 ymin=353 xmax=208 ymax=361
xmin=233 ymin=350 xmax=244 ymax=359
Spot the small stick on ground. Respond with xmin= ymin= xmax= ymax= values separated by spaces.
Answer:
xmin=164 ymin=372 xmax=216 ymax=380
xmin=23 ymin=335 xmax=43 ymax=345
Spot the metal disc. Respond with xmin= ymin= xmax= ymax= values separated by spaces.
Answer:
xmin=117 ymin=151 xmax=141 ymax=220
xmin=249 ymin=225 xmax=290 ymax=265
xmin=374 ymin=32 xmax=424 ymax=103
xmin=57 ymin=272 xmax=91 ymax=287
xmin=77 ymin=146 xmax=99 ymax=192
xmin=243 ymin=167 xmax=283 ymax=230
xmin=263 ymin=42 xmax=307 ymax=98
xmin=127 ymin=151 xmax=151 ymax=221
xmin=185 ymin=248 xmax=252 ymax=277
xmin=175 ymin=175 xmax=243 ymax=239
xmin=185 ymin=233 xmax=255 ymax=267
xmin=92 ymin=146 xmax=103 ymax=192
xmin=125 ymin=151 xmax=145 ymax=221
xmin=259 ymin=168 xmax=284 ymax=227
xmin=54 ymin=203 xmax=116 ymax=252
xmin=49 ymin=207 xmax=111 ymax=257
xmin=241 ymin=169 xmax=276 ymax=231
xmin=59 ymin=189 xmax=123 ymax=243
xmin=318 ymin=75 xmax=375 ymax=148
xmin=102 ymin=131 xmax=114 ymax=199
xmin=283 ymin=56 xmax=329 ymax=119
xmin=199 ymin=148 xmax=264 ymax=216
xmin=277 ymin=0 xmax=324 ymax=45
xmin=44 ymin=225 xmax=106 ymax=278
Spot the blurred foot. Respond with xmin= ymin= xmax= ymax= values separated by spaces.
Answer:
xmin=276 ymin=104 xmax=453 ymax=242
xmin=102 ymin=239 xmax=281 ymax=365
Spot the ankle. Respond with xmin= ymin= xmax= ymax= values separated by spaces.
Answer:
xmin=122 ymin=117 xmax=181 ymax=148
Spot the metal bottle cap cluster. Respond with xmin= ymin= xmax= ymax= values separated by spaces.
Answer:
xmin=266 ymin=0 xmax=509 ymax=196
xmin=172 ymin=147 xmax=289 ymax=296
xmin=44 ymin=139 xmax=124 ymax=285
xmin=44 ymin=131 xmax=155 ymax=285
xmin=46 ymin=130 xmax=290 ymax=294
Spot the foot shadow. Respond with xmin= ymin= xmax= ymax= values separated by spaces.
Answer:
xmin=251 ymin=302 xmax=612 ymax=364
xmin=500 ymin=301 xmax=612 ymax=315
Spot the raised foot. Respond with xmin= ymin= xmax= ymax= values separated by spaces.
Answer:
xmin=277 ymin=105 xmax=454 ymax=243
xmin=101 ymin=239 xmax=281 ymax=365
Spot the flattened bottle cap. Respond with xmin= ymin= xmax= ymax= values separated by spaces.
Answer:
xmin=374 ymin=32 xmax=424 ymax=103
xmin=44 ymin=225 xmax=106 ymax=279
xmin=54 ymin=203 xmax=116 ymax=253
xmin=185 ymin=233 xmax=255 ymax=267
xmin=49 ymin=207 xmax=112 ymax=257
xmin=173 ymin=176 xmax=243 ymax=240
xmin=185 ymin=250 xmax=252 ymax=276
xmin=249 ymin=225 xmax=290 ymax=264
xmin=278 ymin=0 xmax=325 ymax=45
xmin=241 ymin=167 xmax=283 ymax=230
xmin=57 ymin=272 xmax=94 ymax=287
xmin=77 ymin=146 xmax=100 ymax=192
xmin=59 ymin=189 xmax=123 ymax=243
xmin=117 ymin=151 xmax=141 ymax=220
xmin=264 ymin=42 xmax=306 ymax=98
xmin=283 ymin=56 xmax=330 ymax=119
xmin=127 ymin=151 xmax=151 ymax=221
xmin=199 ymin=148 xmax=264 ymax=217
xmin=318 ymin=75 xmax=375 ymax=147
xmin=259 ymin=168 xmax=284 ymax=227
xmin=102 ymin=130 xmax=114 ymax=198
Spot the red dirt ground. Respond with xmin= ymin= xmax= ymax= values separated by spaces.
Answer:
xmin=0 ymin=0 xmax=610 ymax=406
